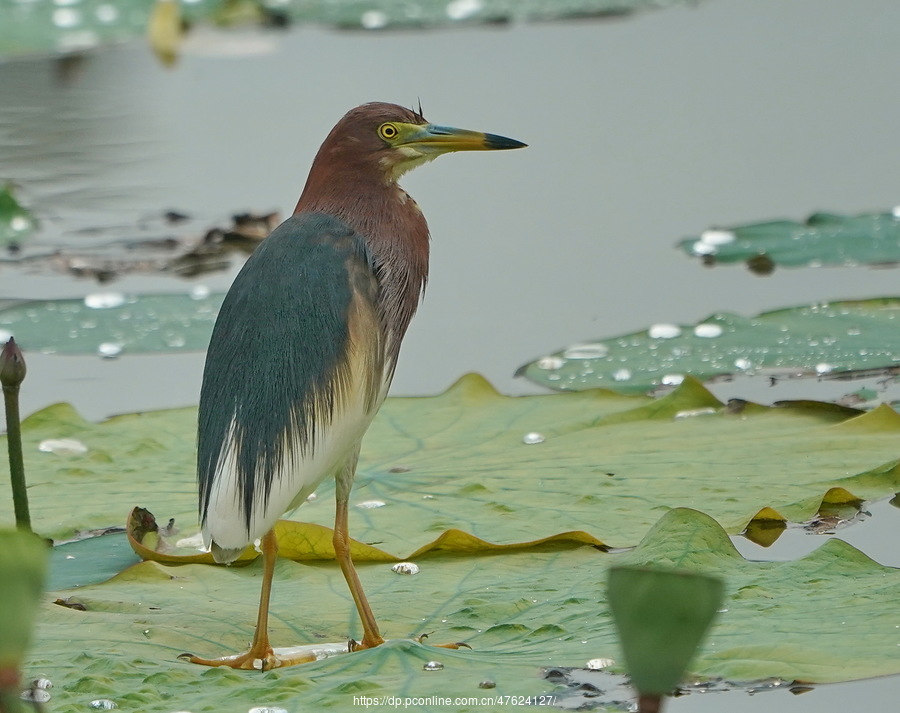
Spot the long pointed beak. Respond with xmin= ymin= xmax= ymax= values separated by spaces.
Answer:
xmin=401 ymin=124 xmax=527 ymax=153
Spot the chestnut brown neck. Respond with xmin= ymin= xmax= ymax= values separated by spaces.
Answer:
xmin=293 ymin=145 xmax=430 ymax=368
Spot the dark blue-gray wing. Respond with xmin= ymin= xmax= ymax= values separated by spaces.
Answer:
xmin=197 ymin=212 xmax=383 ymax=553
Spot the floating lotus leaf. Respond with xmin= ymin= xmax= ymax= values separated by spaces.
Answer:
xmin=0 ymin=0 xmax=697 ymax=59
xmin=517 ymin=298 xmax=900 ymax=394
xmin=0 ymin=291 xmax=224 ymax=356
xmin=4 ymin=375 xmax=900 ymax=555
xmin=4 ymin=378 xmax=900 ymax=709
xmin=678 ymin=210 xmax=900 ymax=272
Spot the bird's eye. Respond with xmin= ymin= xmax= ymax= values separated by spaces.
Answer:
xmin=378 ymin=123 xmax=399 ymax=141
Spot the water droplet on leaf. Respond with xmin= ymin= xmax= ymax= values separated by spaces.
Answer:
xmin=38 ymin=438 xmax=88 ymax=455
xmin=446 ymin=0 xmax=482 ymax=21
xmin=21 ymin=689 xmax=51 ymax=703
xmin=189 ymin=285 xmax=210 ymax=300
xmin=694 ymin=323 xmax=723 ymax=338
xmin=536 ymin=356 xmax=564 ymax=370
xmin=648 ymin=323 xmax=682 ymax=339
xmin=84 ymin=292 xmax=126 ymax=309
xmin=360 ymin=9 xmax=388 ymax=28
xmin=563 ymin=342 xmax=609 ymax=359
xmin=97 ymin=342 xmax=123 ymax=358
xmin=391 ymin=562 xmax=420 ymax=575
xmin=700 ymin=229 xmax=736 ymax=246
xmin=585 ymin=657 xmax=615 ymax=670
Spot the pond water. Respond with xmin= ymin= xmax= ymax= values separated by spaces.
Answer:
xmin=2 ymin=0 xmax=900 ymax=710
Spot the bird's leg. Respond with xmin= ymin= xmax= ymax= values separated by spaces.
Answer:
xmin=246 ymin=529 xmax=279 ymax=661
xmin=334 ymin=450 xmax=384 ymax=651
xmin=183 ymin=530 xmax=313 ymax=669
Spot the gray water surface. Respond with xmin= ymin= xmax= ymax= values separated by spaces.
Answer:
xmin=2 ymin=1 xmax=900 ymax=709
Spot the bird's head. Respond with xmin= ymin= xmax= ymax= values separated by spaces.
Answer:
xmin=313 ymin=102 xmax=527 ymax=184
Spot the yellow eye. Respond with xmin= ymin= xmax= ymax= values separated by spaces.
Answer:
xmin=378 ymin=123 xmax=399 ymax=141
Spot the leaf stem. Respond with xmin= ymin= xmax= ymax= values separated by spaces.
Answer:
xmin=1 ymin=338 xmax=31 ymax=533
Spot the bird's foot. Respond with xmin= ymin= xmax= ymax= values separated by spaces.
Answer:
xmin=179 ymin=645 xmax=316 ymax=670
xmin=415 ymin=632 xmax=472 ymax=650
xmin=348 ymin=633 xmax=385 ymax=652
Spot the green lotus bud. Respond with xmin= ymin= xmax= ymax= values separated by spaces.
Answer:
xmin=607 ymin=566 xmax=724 ymax=698
xmin=0 ymin=337 xmax=25 ymax=389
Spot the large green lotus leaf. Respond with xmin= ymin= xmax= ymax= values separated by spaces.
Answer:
xmin=617 ymin=509 xmax=900 ymax=683
xmin=3 ymin=375 xmax=900 ymax=554
xmin=677 ymin=210 xmax=900 ymax=271
xmin=0 ymin=291 xmax=224 ymax=356
xmin=517 ymin=298 xmax=900 ymax=393
xmin=23 ymin=508 xmax=900 ymax=713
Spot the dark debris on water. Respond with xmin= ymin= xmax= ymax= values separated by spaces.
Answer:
xmin=1 ymin=210 xmax=279 ymax=283
xmin=541 ymin=665 xmax=815 ymax=710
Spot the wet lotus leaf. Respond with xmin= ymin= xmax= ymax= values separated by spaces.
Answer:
xmin=518 ymin=298 xmax=900 ymax=394
xmin=677 ymin=209 xmax=900 ymax=271
xmin=0 ymin=291 xmax=225 ymax=356
xmin=4 ymin=374 xmax=900 ymax=554
xmin=0 ymin=0 xmax=696 ymax=59
xmin=49 ymin=531 xmax=140 ymax=591
xmin=6 ymin=378 xmax=900 ymax=707
xmin=0 ymin=182 xmax=37 ymax=249
xmin=20 ymin=508 xmax=900 ymax=712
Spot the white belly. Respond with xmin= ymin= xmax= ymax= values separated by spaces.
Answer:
xmin=202 ymin=351 xmax=391 ymax=555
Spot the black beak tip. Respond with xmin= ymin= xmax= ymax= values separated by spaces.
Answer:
xmin=485 ymin=133 xmax=528 ymax=150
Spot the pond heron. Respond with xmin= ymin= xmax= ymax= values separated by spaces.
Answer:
xmin=185 ymin=102 xmax=525 ymax=669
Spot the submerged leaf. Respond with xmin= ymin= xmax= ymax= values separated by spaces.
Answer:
xmin=678 ymin=209 xmax=900 ymax=271
xmin=128 ymin=506 xmax=608 ymax=565
xmin=147 ymin=0 xmax=183 ymax=67
xmin=0 ymin=182 xmax=37 ymax=250
xmin=518 ymin=298 xmax=900 ymax=393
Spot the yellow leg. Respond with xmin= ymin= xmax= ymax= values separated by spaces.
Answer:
xmin=184 ymin=449 xmax=386 ymax=668
xmin=183 ymin=530 xmax=314 ymax=670
xmin=334 ymin=449 xmax=384 ymax=650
